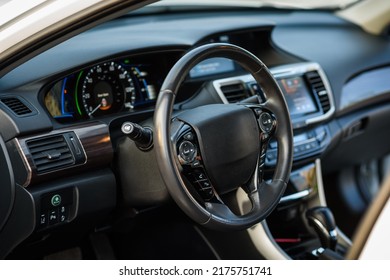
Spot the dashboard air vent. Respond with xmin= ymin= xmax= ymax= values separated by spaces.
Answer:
xmin=26 ymin=135 xmax=75 ymax=174
xmin=0 ymin=97 xmax=33 ymax=116
xmin=306 ymin=71 xmax=331 ymax=113
xmin=220 ymin=82 xmax=249 ymax=103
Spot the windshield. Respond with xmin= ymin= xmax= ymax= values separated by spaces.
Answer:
xmin=150 ymin=0 xmax=362 ymax=10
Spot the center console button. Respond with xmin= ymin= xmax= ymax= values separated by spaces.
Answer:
xmin=269 ymin=141 xmax=278 ymax=149
xmin=315 ymin=127 xmax=327 ymax=142
xmin=310 ymin=141 xmax=319 ymax=149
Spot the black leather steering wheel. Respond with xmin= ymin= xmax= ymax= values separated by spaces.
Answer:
xmin=154 ymin=43 xmax=293 ymax=230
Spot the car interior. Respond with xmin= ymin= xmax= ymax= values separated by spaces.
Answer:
xmin=0 ymin=0 xmax=390 ymax=260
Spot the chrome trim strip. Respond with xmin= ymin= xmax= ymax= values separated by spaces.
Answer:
xmin=310 ymin=217 xmax=338 ymax=241
xmin=236 ymin=188 xmax=291 ymax=260
xmin=313 ymin=159 xmax=353 ymax=248
xmin=305 ymin=63 xmax=336 ymax=125
xmin=280 ymin=189 xmax=312 ymax=204
xmin=315 ymin=158 xmax=327 ymax=207
xmin=12 ymin=138 xmax=32 ymax=188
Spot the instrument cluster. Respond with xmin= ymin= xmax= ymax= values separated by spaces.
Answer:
xmin=44 ymin=58 xmax=159 ymax=122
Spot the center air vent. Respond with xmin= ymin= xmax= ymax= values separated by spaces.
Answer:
xmin=0 ymin=97 xmax=34 ymax=116
xmin=26 ymin=133 xmax=85 ymax=174
xmin=220 ymin=82 xmax=249 ymax=103
xmin=306 ymin=71 xmax=331 ymax=113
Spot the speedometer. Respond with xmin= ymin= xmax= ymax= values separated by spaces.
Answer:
xmin=81 ymin=62 xmax=135 ymax=117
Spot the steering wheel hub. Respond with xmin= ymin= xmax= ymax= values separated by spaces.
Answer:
xmin=177 ymin=104 xmax=259 ymax=195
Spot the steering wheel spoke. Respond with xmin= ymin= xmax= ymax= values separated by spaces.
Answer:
xmin=205 ymin=201 xmax=240 ymax=222
xmin=171 ymin=122 xmax=217 ymax=202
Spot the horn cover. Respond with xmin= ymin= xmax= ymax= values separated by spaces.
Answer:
xmin=177 ymin=104 xmax=259 ymax=194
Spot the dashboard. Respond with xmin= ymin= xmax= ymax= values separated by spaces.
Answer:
xmin=1 ymin=8 xmax=390 ymax=259
xmin=42 ymin=52 xmax=335 ymax=170
xmin=0 ymin=9 xmax=388 ymax=184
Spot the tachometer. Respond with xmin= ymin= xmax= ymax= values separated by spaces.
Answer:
xmin=81 ymin=62 xmax=134 ymax=117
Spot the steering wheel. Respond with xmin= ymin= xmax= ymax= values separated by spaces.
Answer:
xmin=154 ymin=43 xmax=293 ymax=230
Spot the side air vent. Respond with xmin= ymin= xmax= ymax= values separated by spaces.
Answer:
xmin=26 ymin=133 xmax=85 ymax=174
xmin=0 ymin=97 xmax=33 ymax=116
xmin=220 ymin=82 xmax=249 ymax=103
xmin=306 ymin=71 xmax=331 ymax=113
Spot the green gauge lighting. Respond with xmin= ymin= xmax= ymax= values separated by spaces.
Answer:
xmin=75 ymin=71 xmax=84 ymax=116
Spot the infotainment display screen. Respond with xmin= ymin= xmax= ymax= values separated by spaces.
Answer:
xmin=277 ymin=76 xmax=317 ymax=116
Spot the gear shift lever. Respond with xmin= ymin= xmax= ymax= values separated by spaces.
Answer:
xmin=306 ymin=207 xmax=338 ymax=251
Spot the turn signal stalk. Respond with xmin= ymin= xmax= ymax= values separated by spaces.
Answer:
xmin=121 ymin=121 xmax=153 ymax=151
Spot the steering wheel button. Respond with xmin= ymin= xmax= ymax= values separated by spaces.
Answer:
xmin=183 ymin=132 xmax=194 ymax=141
xmin=201 ymin=188 xmax=214 ymax=200
xmin=199 ymin=180 xmax=211 ymax=189
xmin=259 ymin=112 xmax=274 ymax=133
xmin=179 ymin=140 xmax=197 ymax=163
xmin=194 ymin=172 xmax=207 ymax=181
xmin=191 ymin=160 xmax=201 ymax=168
xmin=267 ymin=151 xmax=276 ymax=160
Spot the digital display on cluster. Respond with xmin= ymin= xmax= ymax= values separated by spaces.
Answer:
xmin=189 ymin=58 xmax=235 ymax=78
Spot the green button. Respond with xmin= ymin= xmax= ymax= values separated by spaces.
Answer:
xmin=51 ymin=194 xmax=62 ymax=207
